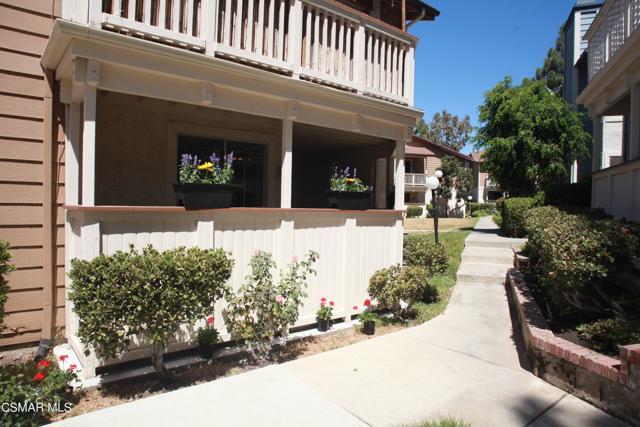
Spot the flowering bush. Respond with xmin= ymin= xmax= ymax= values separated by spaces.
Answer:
xmin=0 ymin=239 xmax=15 ymax=328
xmin=316 ymin=298 xmax=334 ymax=321
xmin=178 ymin=152 xmax=234 ymax=185
xmin=69 ymin=246 xmax=233 ymax=374
xmin=196 ymin=316 xmax=218 ymax=346
xmin=225 ymin=250 xmax=318 ymax=363
xmin=329 ymin=166 xmax=369 ymax=192
xmin=368 ymin=265 xmax=431 ymax=321
xmin=403 ymin=234 xmax=448 ymax=277
xmin=0 ymin=357 xmax=77 ymax=426
xmin=357 ymin=298 xmax=379 ymax=324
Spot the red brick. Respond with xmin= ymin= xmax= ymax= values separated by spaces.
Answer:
xmin=620 ymin=371 xmax=628 ymax=385
xmin=609 ymin=367 xmax=619 ymax=382
xmin=570 ymin=351 xmax=580 ymax=364
xmin=591 ymin=362 xmax=603 ymax=376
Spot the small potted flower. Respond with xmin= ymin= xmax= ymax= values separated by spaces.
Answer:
xmin=196 ymin=316 xmax=218 ymax=359
xmin=316 ymin=298 xmax=334 ymax=332
xmin=327 ymin=166 xmax=371 ymax=210
xmin=358 ymin=298 xmax=378 ymax=335
xmin=173 ymin=152 xmax=239 ymax=209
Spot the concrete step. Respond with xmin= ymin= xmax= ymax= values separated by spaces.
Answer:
xmin=461 ymin=247 xmax=514 ymax=264
xmin=465 ymin=236 xmax=525 ymax=250
xmin=456 ymin=262 xmax=508 ymax=285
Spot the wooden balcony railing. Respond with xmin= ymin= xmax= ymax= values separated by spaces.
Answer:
xmin=83 ymin=0 xmax=416 ymax=105
xmin=587 ymin=0 xmax=640 ymax=80
xmin=404 ymin=173 xmax=427 ymax=186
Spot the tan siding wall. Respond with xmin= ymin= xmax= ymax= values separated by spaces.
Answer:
xmin=0 ymin=1 xmax=64 ymax=347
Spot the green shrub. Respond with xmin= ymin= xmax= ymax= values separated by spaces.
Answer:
xmin=471 ymin=209 xmax=491 ymax=217
xmin=524 ymin=207 xmax=640 ymax=314
xmin=69 ymin=246 xmax=233 ymax=373
xmin=0 ymin=358 xmax=77 ymax=426
xmin=407 ymin=417 xmax=472 ymax=427
xmin=493 ymin=212 xmax=502 ymax=227
xmin=501 ymin=197 xmax=536 ymax=237
xmin=495 ymin=196 xmax=505 ymax=211
xmin=225 ymin=250 xmax=318 ymax=363
xmin=426 ymin=203 xmax=434 ymax=217
xmin=403 ymin=234 xmax=449 ymax=277
xmin=577 ymin=318 xmax=640 ymax=355
xmin=0 ymin=239 xmax=15 ymax=328
xmin=368 ymin=265 xmax=433 ymax=321
xmin=406 ymin=206 xmax=424 ymax=218
xmin=469 ymin=203 xmax=496 ymax=214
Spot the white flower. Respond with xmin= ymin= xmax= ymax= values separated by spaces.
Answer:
xmin=399 ymin=300 xmax=409 ymax=310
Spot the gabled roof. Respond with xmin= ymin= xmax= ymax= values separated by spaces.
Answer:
xmin=406 ymin=0 xmax=440 ymax=22
xmin=407 ymin=135 xmax=475 ymax=163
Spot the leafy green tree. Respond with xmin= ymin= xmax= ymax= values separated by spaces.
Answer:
xmin=475 ymin=77 xmax=589 ymax=196
xmin=454 ymin=166 xmax=474 ymax=204
xmin=414 ymin=111 xmax=472 ymax=152
xmin=535 ymin=29 xmax=564 ymax=96
xmin=437 ymin=155 xmax=474 ymax=216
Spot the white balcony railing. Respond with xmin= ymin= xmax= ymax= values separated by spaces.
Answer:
xmin=587 ymin=0 xmax=640 ymax=80
xmin=82 ymin=0 xmax=416 ymax=105
xmin=404 ymin=173 xmax=427 ymax=187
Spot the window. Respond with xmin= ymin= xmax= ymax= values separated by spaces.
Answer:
xmin=177 ymin=135 xmax=266 ymax=207
xmin=405 ymin=159 xmax=413 ymax=173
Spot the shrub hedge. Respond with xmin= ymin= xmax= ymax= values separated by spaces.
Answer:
xmin=0 ymin=239 xmax=15 ymax=328
xmin=403 ymin=234 xmax=449 ymax=277
xmin=524 ymin=206 xmax=640 ymax=314
xmin=501 ymin=197 xmax=536 ymax=237
xmin=406 ymin=206 xmax=423 ymax=218
xmin=69 ymin=246 xmax=233 ymax=362
xmin=469 ymin=203 xmax=496 ymax=215
xmin=368 ymin=265 xmax=434 ymax=321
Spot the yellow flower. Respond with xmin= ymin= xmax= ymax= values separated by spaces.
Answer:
xmin=197 ymin=162 xmax=214 ymax=171
xmin=345 ymin=178 xmax=356 ymax=183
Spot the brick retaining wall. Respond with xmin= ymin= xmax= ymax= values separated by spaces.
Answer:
xmin=507 ymin=268 xmax=640 ymax=426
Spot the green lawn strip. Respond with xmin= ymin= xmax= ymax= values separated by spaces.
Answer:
xmin=398 ymin=416 xmax=472 ymax=427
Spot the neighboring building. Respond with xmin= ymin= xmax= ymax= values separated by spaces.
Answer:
xmin=576 ymin=0 xmax=640 ymax=220
xmin=563 ymin=0 xmax=624 ymax=183
xmin=470 ymin=151 xmax=502 ymax=203
xmin=404 ymin=136 xmax=475 ymax=217
xmin=0 ymin=0 xmax=439 ymax=375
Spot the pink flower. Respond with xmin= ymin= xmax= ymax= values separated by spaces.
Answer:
xmin=364 ymin=299 xmax=371 ymax=307
xmin=353 ymin=305 xmax=358 ymax=310
xmin=68 ymin=364 xmax=77 ymax=372
xmin=275 ymin=295 xmax=285 ymax=304
xmin=329 ymin=301 xmax=334 ymax=307
xmin=207 ymin=316 xmax=214 ymax=325
xmin=321 ymin=297 xmax=327 ymax=303
xmin=58 ymin=354 xmax=68 ymax=362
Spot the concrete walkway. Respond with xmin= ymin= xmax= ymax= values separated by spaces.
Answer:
xmin=54 ymin=217 xmax=630 ymax=427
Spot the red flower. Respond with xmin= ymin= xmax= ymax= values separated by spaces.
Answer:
xmin=353 ymin=305 xmax=358 ymax=310
xmin=58 ymin=354 xmax=69 ymax=362
xmin=364 ymin=299 xmax=371 ymax=307
xmin=320 ymin=297 xmax=327 ymax=303
xmin=32 ymin=372 xmax=46 ymax=381
xmin=37 ymin=360 xmax=51 ymax=369
xmin=207 ymin=316 xmax=214 ymax=325
xmin=329 ymin=301 xmax=334 ymax=307
xmin=68 ymin=364 xmax=78 ymax=372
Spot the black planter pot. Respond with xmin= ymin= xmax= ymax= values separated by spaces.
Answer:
xmin=173 ymin=183 xmax=240 ymax=210
xmin=198 ymin=342 xmax=214 ymax=360
xmin=317 ymin=319 xmax=330 ymax=332
xmin=363 ymin=320 xmax=375 ymax=335
xmin=327 ymin=191 xmax=372 ymax=210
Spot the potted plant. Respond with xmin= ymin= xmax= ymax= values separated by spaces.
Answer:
xmin=316 ymin=298 xmax=334 ymax=332
xmin=327 ymin=166 xmax=371 ymax=210
xmin=196 ymin=316 xmax=218 ymax=359
xmin=358 ymin=298 xmax=378 ymax=335
xmin=173 ymin=152 xmax=239 ymax=209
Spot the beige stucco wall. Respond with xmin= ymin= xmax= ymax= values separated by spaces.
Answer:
xmin=95 ymin=91 xmax=282 ymax=206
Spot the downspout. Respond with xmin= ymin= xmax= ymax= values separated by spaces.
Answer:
xmin=39 ymin=69 xmax=57 ymax=358
xmin=406 ymin=8 xmax=426 ymax=30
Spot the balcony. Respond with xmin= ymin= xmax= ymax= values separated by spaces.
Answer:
xmin=77 ymin=0 xmax=417 ymax=106
xmin=404 ymin=173 xmax=427 ymax=187
xmin=586 ymin=0 xmax=640 ymax=81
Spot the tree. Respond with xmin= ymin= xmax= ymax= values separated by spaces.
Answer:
xmin=475 ymin=77 xmax=589 ymax=196
xmin=535 ymin=29 xmax=564 ymax=96
xmin=414 ymin=111 xmax=472 ymax=151
xmin=437 ymin=155 xmax=474 ymax=216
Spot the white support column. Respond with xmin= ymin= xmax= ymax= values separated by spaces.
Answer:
xmin=281 ymin=118 xmax=293 ymax=208
xmin=405 ymin=44 xmax=415 ymax=105
xmin=394 ymin=136 xmax=405 ymax=211
xmin=203 ymin=0 xmax=219 ymax=54
xmin=288 ymin=0 xmax=303 ymax=76
xmin=375 ymin=158 xmax=387 ymax=209
xmin=592 ymin=115 xmax=604 ymax=172
xmin=82 ymin=60 xmax=100 ymax=206
xmin=353 ymin=22 xmax=366 ymax=92
xmin=630 ymin=82 xmax=640 ymax=160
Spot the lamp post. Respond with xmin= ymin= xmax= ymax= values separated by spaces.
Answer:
xmin=467 ymin=195 xmax=473 ymax=218
xmin=426 ymin=170 xmax=443 ymax=245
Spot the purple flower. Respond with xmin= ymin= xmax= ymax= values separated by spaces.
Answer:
xmin=192 ymin=155 xmax=199 ymax=167
xmin=180 ymin=153 xmax=193 ymax=167
xmin=343 ymin=166 xmax=350 ymax=176
xmin=225 ymin=151 xmax=234 ymax=166
xmin=209 ymin=152 xmax=220 ymax=166
xmin=353 ymin=168 xmax=357 ymax=178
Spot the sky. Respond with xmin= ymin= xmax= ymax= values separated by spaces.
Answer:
xmin=410 ymin=0 xmax=576 ymax=153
